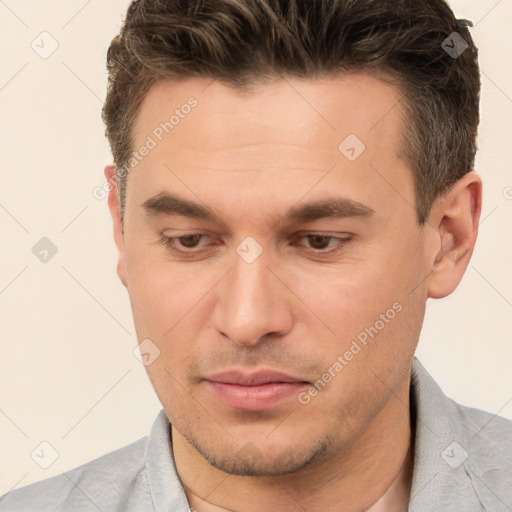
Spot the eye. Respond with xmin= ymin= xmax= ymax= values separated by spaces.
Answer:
xmin=159 ymin=233 xmax=211 ymax=253
xmin=158 ymin=232 xmax=353 ymax=257
xmin=293 ymin=233 xmax=353 ymax=253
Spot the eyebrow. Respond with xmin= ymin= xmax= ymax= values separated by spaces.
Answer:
xmin=142 ymin=192 xmax=375 ymax=225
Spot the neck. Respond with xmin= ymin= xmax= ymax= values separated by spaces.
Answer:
xmin=173 ymin=374 xmax=414 ymax=512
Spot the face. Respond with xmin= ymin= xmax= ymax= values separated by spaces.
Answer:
xmin=112 ymin=72 xmax=436 ymax=476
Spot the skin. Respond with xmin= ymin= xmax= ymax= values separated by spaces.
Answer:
xmin=105 ymin=72 xmax=482 ymax=511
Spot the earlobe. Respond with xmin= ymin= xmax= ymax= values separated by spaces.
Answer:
xmin=426 ymin=171 xmax=482 ymax=299
xmin=104 ymin=164 xmax=128 ymax=288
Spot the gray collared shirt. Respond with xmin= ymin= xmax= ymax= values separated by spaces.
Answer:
xmin=1 ymin=357 xmax=511 ymax=511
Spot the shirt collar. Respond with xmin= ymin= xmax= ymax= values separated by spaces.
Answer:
xmin=145 ymin=408 xmax=190 ymax=511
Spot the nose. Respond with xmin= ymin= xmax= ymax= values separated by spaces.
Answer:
xmin=211 ymin=247 xmax=293 ymax=347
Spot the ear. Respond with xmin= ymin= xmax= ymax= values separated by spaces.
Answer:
xmin=426 ymin=171 xmax=482 ymax=299
xmin=104 ymin=164 xmax=127 ymax=288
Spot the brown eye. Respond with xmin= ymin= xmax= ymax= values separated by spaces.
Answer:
xmin=159 ymin=233 xmax=210 ymax=254
xmin=177 ymin=234 xmax=204 ymax=248
xmin=306 ymin=235 xmax=333 ymax=250
xmin=293 ymin=233 xmax=353 ymax=254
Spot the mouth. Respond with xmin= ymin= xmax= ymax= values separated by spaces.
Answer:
xmin=204 ymin=369 xmax=310 ymax=411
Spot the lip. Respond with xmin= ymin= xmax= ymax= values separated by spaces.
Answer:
xmin=204 ymin=369 xmax=309 ymax=411
xmin=206 ymin=370 xmax=307 ymax=386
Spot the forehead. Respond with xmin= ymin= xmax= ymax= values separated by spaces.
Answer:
xmin=128 ymin=72 xmax=413 ymax=225
xmin=134 ymin=71 xmax=405 ymax=154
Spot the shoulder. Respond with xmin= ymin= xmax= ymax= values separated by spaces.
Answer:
xmin=448 ymin=396 xmax=512 ymax=509
xmin=452 ymin=395 xmax=512 ymax=469
xmin=454 ymin=397 xmax=512 ymax=442
xmin=410 ymin=357 xmax=512 ymax=510
xmin=0 ymin=437 xmax=149 ymax=512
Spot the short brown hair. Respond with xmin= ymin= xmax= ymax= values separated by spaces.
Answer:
xmin=102 ymin=0 xmax=480 ymax=225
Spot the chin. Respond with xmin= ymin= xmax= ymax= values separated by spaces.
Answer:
xmin=186 ymin=432 xmax=332 ymax=477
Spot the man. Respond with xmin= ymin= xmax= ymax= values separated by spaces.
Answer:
xmin=1 ymin=0 xmax=511 ymax=510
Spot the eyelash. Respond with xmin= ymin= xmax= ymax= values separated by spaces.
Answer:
xmin=158 ymin=233 xmax=353 ymax=257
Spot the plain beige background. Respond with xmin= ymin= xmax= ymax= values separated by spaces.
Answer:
xmin=0 ymin=0 xmax=511 ymax=494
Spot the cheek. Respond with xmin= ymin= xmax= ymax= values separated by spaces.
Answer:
xmin=124 ymin=242 xmax=200 ymax=338
xmin=295 ymin=239 xmax=425 ymax=358
xmin=126 ymin=258 xmax=205 ymax=401
xmin=292 ymin=262 xmax=401 ymax=337
xmin=128 ymin=270 xmax=207 ymax=340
